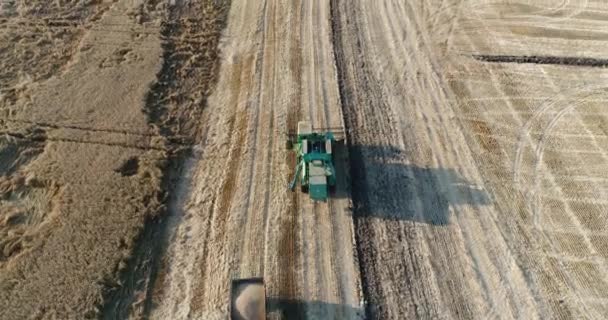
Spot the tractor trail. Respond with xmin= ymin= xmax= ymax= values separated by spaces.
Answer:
xmin=3 ymin=0 xmax=608 ymax=319
xmin=147 ymin=0 xmax=362 ymax=319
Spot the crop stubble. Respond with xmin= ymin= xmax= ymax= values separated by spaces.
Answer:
xmin=148 ymin=0 xmax=361 ymax=319
xmin=333 ymin=0 xmax=608 ymax=319
xmin=2 ymin=0 xmax=608 ymax=319
xmin=0 ymin=0 xmax=227 ymax=318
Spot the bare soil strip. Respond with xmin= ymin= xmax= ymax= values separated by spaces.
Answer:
xmin=472 ymin=54 xmax=608 ymax=67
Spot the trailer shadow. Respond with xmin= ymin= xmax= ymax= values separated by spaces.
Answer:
xmin=266 ymin=298 xmax=364 ymax=320
xmin=346 ymin=144 xmax=491 ymax=225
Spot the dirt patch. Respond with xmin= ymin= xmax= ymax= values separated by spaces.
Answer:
xmin=115 ymin=157 xmax=140 ymax=177
xmin=468 ymin=119 xmax=501 ymax=154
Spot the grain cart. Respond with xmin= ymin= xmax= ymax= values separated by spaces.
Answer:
xmin=230 ymin=278 xmax=266 ymax=320
xmin=287 ymin=121 xmax=340 ymax=201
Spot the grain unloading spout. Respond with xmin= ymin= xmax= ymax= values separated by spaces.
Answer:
xmin=230 ymin=278 xmax=267 ymax=320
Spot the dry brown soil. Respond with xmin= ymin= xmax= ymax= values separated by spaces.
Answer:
xmin=0 ymin=0 xmax=226 ymax=318
xmin=2 ymin=0 xmax=608 ymax=320
xmin=336 ymin=0 xmax=608 ymax=319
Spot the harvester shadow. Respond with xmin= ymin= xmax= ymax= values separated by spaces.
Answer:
xmin=328 ymin=141 xmax=351 ymax=200
xmin=266 ymin=298 xmax=364 ymax=320
xmin=348 ymin=144 xmax=491 ymax=225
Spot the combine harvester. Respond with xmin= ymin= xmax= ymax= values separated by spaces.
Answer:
xmin=286 ymin=121 xmax=343 ymax=201
xmin=229 ymin=122 xmax=344 ymax=319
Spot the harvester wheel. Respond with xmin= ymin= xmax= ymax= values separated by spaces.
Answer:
xmin=301 ymin=185 xmax=308 ymax=193
xmin=285 ymin=139 xmax=293 ymax=150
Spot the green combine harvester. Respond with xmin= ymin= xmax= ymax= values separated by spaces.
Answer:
xmin=287 ymin=121 xmax=340 ymax=201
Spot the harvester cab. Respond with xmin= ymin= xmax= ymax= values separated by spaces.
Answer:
xmin=287 ymin=121 xmax=342 ymax=201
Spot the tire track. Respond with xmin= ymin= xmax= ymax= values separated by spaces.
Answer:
xmin=150 ymin=1 xmax=362 ymax=318
xmin=311 ymin=0 xmax=339 ymax=309
xmin=463 ymin=36 xmax=608 ymax=318
xmin=301 ymin=0 xmax=323 ymax=295
xmin=335 ymin=0 xmax=450 ymax=317
xmin=228 ymin=0 xmax=267 ymax=279
xmin=299 ymin=0 xmax=322 ymax=311
xmin=239 ymin=0 xmax=277 ymax=277
xmin=399 ymin=1 xmax=529 ymax=316
xmin=190 ymin=107 xmax=249 ymax=312
xmin=526 ymin=78 xmax=608 ymax=318
xmin=275 ymin=56 xmax=303 ymax=316
xmin=450 ymin=7 xmax=567 ymax=318
xmin=332 ymin=0 xmax=550 ymax=318
xmin=275 ymin=0 xmax=305 ymax=313
xmin=450 ymin=1 xmax=608 ymax=317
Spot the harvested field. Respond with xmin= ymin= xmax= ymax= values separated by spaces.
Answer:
xmin=334 ymin=0 xmax=608 ymax=318
xmin=148 ymin=1 xmax=362 ymax=318
xmin=0 ymin=0 xmax=225 ymax=318
xmin=2 ymin=0 xmax=608 ymax=319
